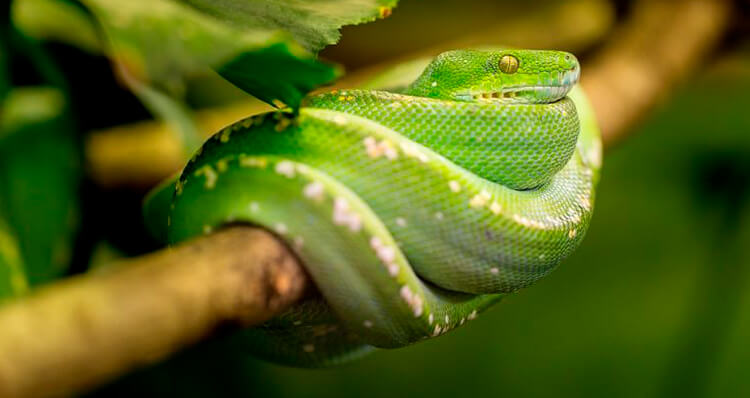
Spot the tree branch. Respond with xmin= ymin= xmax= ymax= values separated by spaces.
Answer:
xmin=581 ymin=0 xmax=731 ymax=148
xmin=0 ymin=226 xmax=308 ymax=398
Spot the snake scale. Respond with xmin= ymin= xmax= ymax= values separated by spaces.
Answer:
xmin=145 ymin=48 xmax=602 ymax=367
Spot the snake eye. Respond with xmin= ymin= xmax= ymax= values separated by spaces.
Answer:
xmin=499 ymin=55 xmax=519 ymax=74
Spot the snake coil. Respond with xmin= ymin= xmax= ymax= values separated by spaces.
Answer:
xmin=146 ymin=49 xmax=602 ymax=366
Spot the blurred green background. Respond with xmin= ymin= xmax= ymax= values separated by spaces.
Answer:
xmin=2 ymin=0 xmax=750 ymax=396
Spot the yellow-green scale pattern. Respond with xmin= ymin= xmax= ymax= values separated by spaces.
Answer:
xmin=147 ymin=49 xmax=601 ymax=367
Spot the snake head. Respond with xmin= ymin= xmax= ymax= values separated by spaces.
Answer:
xmin=407 ymin=48 xmax=580 ymax=104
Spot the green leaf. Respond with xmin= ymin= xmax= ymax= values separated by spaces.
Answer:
xmin=218 ymin=42 xmax=339 ymax=111
xmin=0 ymin=82 xmax=65 ymax=138
xmin=73 ymin=0 xmax=394 ymax=111
xmin=0 ymin=87 xmax=80 ymax=285
xmin=0 ymin=216 xmax=29 ymax=300
xmin=11 ymin=0 xmax=101 ymax=53
xmin=179 ymin=0 xmax=398 ymax=53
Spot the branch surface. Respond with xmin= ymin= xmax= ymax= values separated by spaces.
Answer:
xmin=0 ymin=226 xmax=307 ymax=398
xmin=581 ymin=0 xmax=731 ymax=148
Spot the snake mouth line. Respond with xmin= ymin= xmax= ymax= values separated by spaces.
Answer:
xmin=469 ymin=84 xmax=574 ymax=103
xmin=465 ymin=66 xmax=580 ymax=104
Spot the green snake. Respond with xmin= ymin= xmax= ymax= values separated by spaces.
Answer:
xmin=145 ymin=48 xmax=601 ymax=367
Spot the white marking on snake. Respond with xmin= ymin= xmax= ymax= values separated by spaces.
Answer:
xmin=364 ymin=137 xmax=397 ymax=160
xmin=445 ymin=315 xmax=450 ymax=324
xmin=332 ymin=197 xmax=362 ymax=232
xmin=216 ymin=159 xmax=228 ymax=173
xmin=490 ymin=201 xmax=502 ymax=215
xmin=293 ymin=236 xmax=304 ymax=250
xmin=568 ymin=229 xmax=577 ymax=239
xmin=175 ymin=179 xmax=185 ymax=196
xmin=303 ymin=182 xmax=325 ymax=202
xmin=578 ymin=194 xmax=591 ymax=210
xmin=400 ymin=285 xmax=423 ymax=317
xmin=275 ymin=161 xmax=296 ymax=178
xmin=428 ymin=313 xmax=434 ymax=325
xmin=449 ymin=180 xmax=461 ymax=193
xmin=194 ymin=165 xmax=217 ymax=189
xmin=383 ymin=144 xmax=398 ymax=160
xmin=468 ymin=310 xmax=478 ymax=320
xmin=377 ymin=245 xmax=395 ymax=263
xmin=469 ymin=190 xmax=491 ymax=208
xmin=219 ymin=128 xmax=231 ymax=143
xmin=364 ymin=136 xmax=378 ymax=158
xmin=400 ymin=142 xmax=429 ymax=162
xmin=239 ymin=155 xmax=267 ymax=168
xmin=275 ymin=223 xmax=288 ymax=235
xmin=370 ymin=236 xmax=399 ymax=276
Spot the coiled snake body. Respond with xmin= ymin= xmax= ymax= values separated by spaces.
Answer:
xmin=146 ymin=49 xmax=601 ymax=366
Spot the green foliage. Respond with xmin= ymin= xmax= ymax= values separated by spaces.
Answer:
xmin=180 ymin=0 xmax=398 ymax=53
xmin=218 ymin=43 xmax=338 ymax=112
xmin=13 ymin=0 xmax=397 ymax=153
xmin=0 ymin=0 xmax=399 ymax=288
xmin=11 ymin=0 xmax=100 ymax=53
xmin=0 ymin=87 xmax=79 ymax=285
xmin=15 ymin=0 xmax=396 ymax=112
xmin=0 ymin=217 xmax=28 ymax=299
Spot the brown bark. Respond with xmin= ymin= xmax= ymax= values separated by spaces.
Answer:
xmin=0 ymin=226 xmax=307 ymax=398
xmin=582 ymin=0 xmax=731 ymax=148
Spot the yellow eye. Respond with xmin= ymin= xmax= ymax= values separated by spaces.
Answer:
xmin=499 ymin=55 xmax=519 ymax=74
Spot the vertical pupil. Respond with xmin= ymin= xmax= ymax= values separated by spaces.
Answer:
xmin=499 ymin=55 xmax=518 ymax=74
